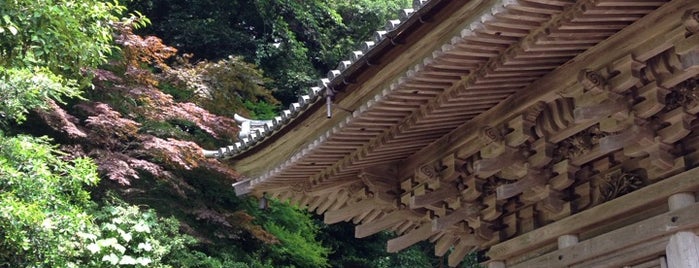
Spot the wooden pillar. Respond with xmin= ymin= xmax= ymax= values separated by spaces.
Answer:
xmin=666 ymin=192 xmax=698 ymax=268
xmin=666 ymin=232 xmax=699 ymax=268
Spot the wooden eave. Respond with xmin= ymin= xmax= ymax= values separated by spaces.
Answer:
xmin=217 ymin=0 xmax=699 ymax=266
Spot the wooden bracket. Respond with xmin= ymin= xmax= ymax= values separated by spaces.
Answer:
xmin=549 ymin=160 xmax=579 ymax=191
xmin=523 ymin=185 xmax=565 ymax=213
xmin=432 ymin=203 xmax=484 ymax=231
xmin=410 ymin=184 xmax=459 ymax=208
xmin=633 ymin=83 xmax=669 ymax=119
xmin=598 ymin=124 xmax=654 ymax=154
xmin=657 ymin=107 xmax=694 ymax=144
xmin=496 ymin=169 xmax=547 ymax=200
xmin=466 ymin=216 xmax=495 ymax=241
xmin=475 ymin=146 xmax=526 ymax=178
xmin=529 ymin=138 xmax=554 ymax=168
xmin=683 ymin=9 xmax=699 ymax=34
xmin=462 ymin=175 xmax=485 ymax=202
xmin=607 ymin=54 xmax=645 ymax=93
xmin=482 ymin=195 xmax=503 ymax=221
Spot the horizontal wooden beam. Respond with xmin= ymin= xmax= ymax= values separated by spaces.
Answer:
xmin=410 ymin=186 xmax=460 ymax=208
xmin=511 ymin=201 xmax=699 ymax=267
xmin=488 ymin=166 xmax=699 ymax=261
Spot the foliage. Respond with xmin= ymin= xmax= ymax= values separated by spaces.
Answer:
xmin=243 ymin=100 xmax=278 ymax=120
xmin=128 ymin=0 xmax=412 ymax=104
xmin=250 ymin=199 xmax=330 ymax=268
xmin=164 ymin=55 xmax=279 ymax=119
xmin=0 ymin=67 xmax=80 ymax=122
xmin=80 ymin=197 xmax=193 ymax=268
xmin=0 ymin=0 xmax=130 ymax=84
xmin=0 ymin=135 xmax=98 ymax=267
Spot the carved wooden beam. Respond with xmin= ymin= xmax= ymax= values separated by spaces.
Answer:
xmin=355 ymin=209 xmax=420 ymax=238
xmin=534 ymin=98 xmax=575 ymax=139
xmin=684 ymin=9 xmax=699 ymax=34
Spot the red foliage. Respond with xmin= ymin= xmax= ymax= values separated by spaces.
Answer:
xmin=30 ymin=24 xmax=262 ymax=246
xmin=128 ymin=86 xmax=239 ymax=140
xmin=36 ymin=99 xmax=87 ymax=139
xmin=94 ymin=152 xmax=141 ymax=186
xmin=79 ymin=102 xmax=141 ymax=148
xmin=141 ymin=137 xmax=203 ymax=170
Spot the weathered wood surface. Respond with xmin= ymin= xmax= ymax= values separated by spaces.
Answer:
xmin=510 ymin=201 xmax=699 ymax=267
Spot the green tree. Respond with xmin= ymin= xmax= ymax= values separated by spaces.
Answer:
xmin=0 ymin=0 xmax=133 ymax=84
xmin=128 ymin=0 xmax=411 ymax=104
xmin=0 ymin=135 xmax=99 ymax=267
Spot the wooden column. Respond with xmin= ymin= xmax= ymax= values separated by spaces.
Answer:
xmin=666 ymin=192 xmax=698 ymax=268
xmin=667 ymin=232 xmax=699 ymax=268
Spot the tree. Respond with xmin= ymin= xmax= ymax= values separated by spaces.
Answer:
xmin=0 ymin=135 xmax=99 ymax=267
xmin=128 ymin=0 xmax=411 ymax=104
xmin=0 ymin=1 xmax=200 ymax=267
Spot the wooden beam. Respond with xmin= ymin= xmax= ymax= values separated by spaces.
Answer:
xmin=448 ymin=238 xmax=475 ymax=267
xmin=509 ymin=201 xmax=699 ymax=267
xmin=432 ymin=203 xmax=483 ymax=231
xmin=324 ymin=198 xmax=376 ymax=224
xmin=355 ymin=210 xmax=416 ymax=238
xmin=387 ymin=223 xmax=437 ymax=253
xmin=488 ymin=166 xmax=699 ymax=261
xmin=410 ymin=186 xmax=460 ymax=208
xmin=571 ymin=236 xmax=669 ymax=268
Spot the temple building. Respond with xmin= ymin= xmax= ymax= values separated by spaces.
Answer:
xmin=204 ymin=0 xmax=699 ymax=266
